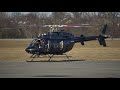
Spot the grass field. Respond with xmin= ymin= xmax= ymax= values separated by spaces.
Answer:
xmin=0 ymin=39 xmax=120 ymax=61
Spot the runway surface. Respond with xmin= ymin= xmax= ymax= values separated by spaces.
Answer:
xmin=0 ymin=60 xmax=120 ymax=78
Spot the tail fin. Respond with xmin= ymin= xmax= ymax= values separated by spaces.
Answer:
xmin=98 ymin=24 xmax=108 ymax=47
xmin=101 ymin=24 xmax=107 ymax=35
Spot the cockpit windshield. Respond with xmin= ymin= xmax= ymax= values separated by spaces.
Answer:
xmin=31 ymin=39 xmax=45 ymax=48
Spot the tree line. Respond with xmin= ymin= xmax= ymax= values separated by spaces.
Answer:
xmin=0 ymin=12 xmax=120 ymax=38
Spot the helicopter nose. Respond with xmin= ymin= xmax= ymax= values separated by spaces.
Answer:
xmin=25 ymin=48 xmax=35 ymax=54
xmin=25 ymin=48 xmax=31 ymax=53
xmin=25 ymin=47 xmax=40 ymax=54
xmin=25 ymin=48 xmax=30 ymax=53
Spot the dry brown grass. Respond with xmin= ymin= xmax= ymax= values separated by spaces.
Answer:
xmin=0 ymin=39 xmax=120 ymax=61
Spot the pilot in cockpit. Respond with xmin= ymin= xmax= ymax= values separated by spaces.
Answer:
xmin=37 ymin=39 xmax=45 ymax=48
xmin=32 ymin=38 xmax=45 ymax=49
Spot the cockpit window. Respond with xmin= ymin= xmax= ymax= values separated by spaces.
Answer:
xmin=31 ymin=39 xmax=45 ymax=48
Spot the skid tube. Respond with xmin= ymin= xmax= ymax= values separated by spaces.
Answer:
xmin=26 ymin=54 xmax=70 ymax=62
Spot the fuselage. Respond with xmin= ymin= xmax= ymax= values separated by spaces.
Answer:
xmin=25 ymin=31 xmax=76 ymax=55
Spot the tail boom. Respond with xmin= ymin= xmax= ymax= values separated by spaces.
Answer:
xmin=73 ymin=24 xmax=109 ymax=47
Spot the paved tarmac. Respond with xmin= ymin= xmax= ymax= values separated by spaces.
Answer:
xmin=0 ymin=60 xmax=120 ymax=78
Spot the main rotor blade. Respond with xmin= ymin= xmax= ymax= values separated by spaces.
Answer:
xmin=18 ymin=24 xmax=92 ymax=28
xmin=62 ymin=25 xmax=92 ymax=28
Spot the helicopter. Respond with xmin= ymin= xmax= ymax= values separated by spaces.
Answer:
xmin=25 ymin=24 xmax=110 ymax=62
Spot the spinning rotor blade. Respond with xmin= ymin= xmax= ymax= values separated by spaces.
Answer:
xmin=18 ymin=24 xmax=92 ymax=30
xmin=43 ymin=24 xmax=92 ymax=28
xmin=63 ymin=24 xmax=92 ymax=28
xmin=0 ymin=27 xmax=23 ymax=30
xmin=62 ymin=25 xmax=92 ymax=28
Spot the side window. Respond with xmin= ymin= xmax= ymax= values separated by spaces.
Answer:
xmin=59 ymin=40 xmax=63 ymax=49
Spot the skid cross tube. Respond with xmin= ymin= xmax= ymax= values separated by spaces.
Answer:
xmin=64 ymin=54 xmax=70 ymax=61
xmin=48 ymin=54 xmax=54 ymax=61
xmin=47 ymin=54 xmax=70 ymax=61
xmin=30 ymin=54 xmax=34 ymax=58
xmin=31 ymin=54 xmax=37 ymax=61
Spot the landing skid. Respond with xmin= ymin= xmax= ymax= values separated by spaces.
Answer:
xmin=26 ymin=54 xmax=70 ymax=62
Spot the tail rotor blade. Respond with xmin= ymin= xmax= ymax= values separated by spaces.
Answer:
xmin=102 ymin=39 xmax=106 ymax=47
xmin=98 ymin=35 xmax=107 ymax=47
xmin=98 ymin=38 xmax=107 ymax=47
xmin=98 ymin=24 xmax=109 ymax=47
xmin=98 ymin=39 xmax=103 ymax=45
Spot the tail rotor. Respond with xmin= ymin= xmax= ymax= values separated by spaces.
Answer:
xmin=98 ymin=24 xmax=110 ymax=47
xmin=98 ymin=35 xmax=107 ymax=47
